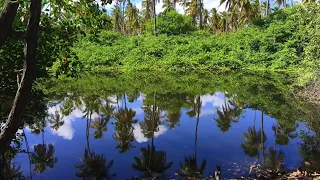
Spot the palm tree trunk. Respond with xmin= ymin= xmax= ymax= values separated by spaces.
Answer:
xmin=266 ymin=0 xmax=270 ymax=16
xmin=199 ymin=0 xmax=202 ymax=30
xmin=283 ymin=0 xmax=287 ymax=8
xmin=153 ymin=0 xmax=157 ymax=36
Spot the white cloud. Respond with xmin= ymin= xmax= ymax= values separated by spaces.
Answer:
xmin=200 ymin=92 xmax=227 ymax=110
xmin=133 ymin=124 xmax=167 ymax=143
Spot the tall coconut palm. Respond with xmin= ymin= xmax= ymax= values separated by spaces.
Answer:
xmin=30 ymin=144 xmax=58 ymax=173
xmin=210 ymin=8 xmax=221 ymax=34
xmin=163 ymin=0 xmax=175 ymax=13
xmin=132 ymin=145 xmax=173 ymax=178
xmin=186 ymin=0 xmax=199 ymax=25
xmin=75 ymin=148 xmax=116 ymax=179
xmin=142 ymin=0 xmax=154 ymax=22
xmin=125 ymin=3 xmax=140 ymax=35
xmin=202 ymin=9 xmax=209 ymax=28
xmin=48 ymin=109 xmax=65 ymax=131
xmin=112 ymin=5 xmax=125 ymax=33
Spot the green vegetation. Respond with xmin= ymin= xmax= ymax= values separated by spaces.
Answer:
xmin=47 ymin=3 xmax=320 ymax=77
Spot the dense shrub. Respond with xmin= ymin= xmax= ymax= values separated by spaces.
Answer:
xmin=145 ymin=11 xmax=197 ymax=35
xmin=49 ymin=3 xmax=320 ymax=75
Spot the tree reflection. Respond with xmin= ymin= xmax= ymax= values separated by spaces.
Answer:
xmin=264 ymin=147 xmax=285 ymax=171
xmin=178 ymin=96 xmax=207 ymax=179
xmin=242 ymin=111 xmax=266 ymax=158
xmin=242 ymin=126 xmax=266 ymax=158
xmin=272 ymin=123 xmax=298 ymax=146
xmin=132 ymin=92 xmax=173 ymax=178
xmin=31 ymin=143 xmax=57 ymax=173
xmin=166 ymin=109 xmax=181 ymax=129
xmin=213 ymin=99 xmax=243 ymax=132
xmin=76 ymin=105 xmax=116 ymax=179
xmin=75 ymin=148 xmax=116 ymax=179
xmin=48 ymin=108 xmax=65 ymax=130
xmin=113 ymin=108 xmax=138 ymax=153
xmin=0 ymin=153 xmax=24 ymax=179
xmin=132 ymin=145 xmax=173 ymax=178
xmin=90 ymin=117 xmax=109 ymax=139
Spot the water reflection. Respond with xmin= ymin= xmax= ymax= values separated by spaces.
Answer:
xmin=2 ymin=71 xmax=320 ymax=179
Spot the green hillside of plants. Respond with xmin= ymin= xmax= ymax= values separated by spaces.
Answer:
xmin=49 ymin=3 xmax=320 ymax=77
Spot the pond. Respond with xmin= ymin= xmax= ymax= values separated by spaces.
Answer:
xmin=2 ymin=71 xmax=320 ymax=179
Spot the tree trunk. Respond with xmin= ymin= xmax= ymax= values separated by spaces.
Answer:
xmin=153 ymin=0 xmax=156 ymax=36
xmin=266 ymin=0 xmax=270 ymax=16
xmin=199 ymin=0 xmax=202 ymax=30
xmin=0 ymin=0 xmax=19 ymax=48
xmin=283 ymin=0 xmax=287 ymax=8
xmin=0 ymin=0 xmax=42 ymax=152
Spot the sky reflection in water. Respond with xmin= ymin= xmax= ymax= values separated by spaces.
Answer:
xmin=16 ymin=91 xmax=305 ymax=179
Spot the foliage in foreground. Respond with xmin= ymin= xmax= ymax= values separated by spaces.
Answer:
xmin=49 ymin=3 xmax=320 ymax=76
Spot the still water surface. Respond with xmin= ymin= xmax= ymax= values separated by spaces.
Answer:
xmin=11 ymin=71 xmax=319 ymax=179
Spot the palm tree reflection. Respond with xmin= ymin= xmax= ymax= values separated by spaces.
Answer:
xmin=75 ymin=148 xmax=116 ymax=179
xmin=113 ymin=108 xmax=138 ymax=153
xmin=213 ymin=99 xmax=243 ymax=132
xmin=30 ymin=144 xmax=58 ymax=173
xmin=178 ymin=96 xmax=207 ymax=179
xmin=132 ymin=92 xmax=173 ymax=178
xmin=132 ymin=145 xmax=173 ymax=178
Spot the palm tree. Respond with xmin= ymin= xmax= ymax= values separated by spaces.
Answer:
xmin=142 ymin=0 xmax=154 ymax=22
xmin=202 ymin=9 xmax=209 ymax=28
xmin=125 ymin=3 xmax=140 ymax=35
xmin=30 ymin=144 xmax=58 ymax=173
xmin=186 ymin=0 xmax=199 ymax=25
xmin=48 ymin=109 xmax=65 ymax=130
xmin=112 ymin=5 xmax=125 ymax=33
xmin=302 ymin=0 xmax=316 ymax=3
xmin=163 ymin=0 xmax=175 ymax=13
xmin=210 ymin=8 xmax=221 ymax=34
xmin=132 ymin=145 xmax=173 ymax=178
xmin=75 ymin=148 xmax=116 ymax=179
xmin=90 ymin=117 xmax=109 ymax=139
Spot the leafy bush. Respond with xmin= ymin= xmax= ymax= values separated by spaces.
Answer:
xmin=145 ymin=11 xmax=197 ymax=35
xmin=49 ymin=3 xmax=320 ymax=74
